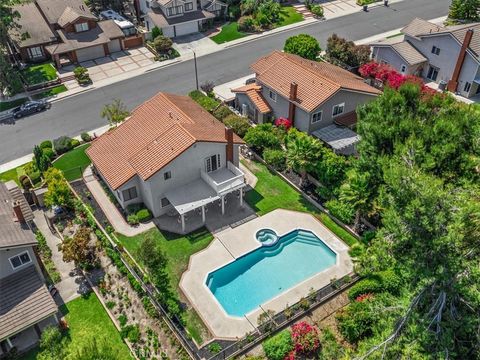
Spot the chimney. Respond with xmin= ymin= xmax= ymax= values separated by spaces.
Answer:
xmin=288 ymin=82 xmax=298 ymax=127
xmin=12 ymin=200 xmax=25 ymax=224
xmin=225 ymin=127 xmax=234 ymax=164
xmin=448 ymin=29 xmax=474 ymax=93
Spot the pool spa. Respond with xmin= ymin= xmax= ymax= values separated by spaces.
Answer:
xmin=206 ymin=229 xmax=337 ymax=317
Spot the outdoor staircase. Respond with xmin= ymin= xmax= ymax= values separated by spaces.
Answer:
xmin=292 ymin=3 xmax=315 ymax=18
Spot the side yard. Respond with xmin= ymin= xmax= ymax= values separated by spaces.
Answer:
xmin=21 ymin=292 xmax=131 ymax=360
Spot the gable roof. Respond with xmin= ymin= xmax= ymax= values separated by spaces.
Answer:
xmin=8 ymin=3 xmax=56 ymax=47
xmin=36 ymin=0 xmax=96 ymax=25
xmin=232 ymin=84 xmax=272 ymax=113
xmin=87 ymin=92 xmax=244 ymax=190
xmin=251 ymin=51 xmax=380 ymax=112
xmin=0 ymin=183 xmax=36 ymax=250
xmin=57 ymin=6 xmax=97 ymax=27
xmin=371 ymin=35 xmax=428 ymax=65
xmin=0 ymin=265 xmax=57 ymax=341
xmin=402 ymin=17 xmax=444 ymax=37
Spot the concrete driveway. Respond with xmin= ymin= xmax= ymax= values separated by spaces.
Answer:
xmin=173 ymin=33 xmax=221 ymax=57
xmin=59 ymin=47 xmax=156 ymax=86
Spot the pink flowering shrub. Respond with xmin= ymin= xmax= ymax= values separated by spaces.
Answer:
xmin=275 ymin=117 xmax=292 ymax=130
xmin=290 ymin=322 xmax=320 ymax=355
xmin=355 ymin=293 xmax=375 ymax=302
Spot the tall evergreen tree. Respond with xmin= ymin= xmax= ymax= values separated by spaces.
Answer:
xmin=449 ymin=0 xmax=480 ymax=21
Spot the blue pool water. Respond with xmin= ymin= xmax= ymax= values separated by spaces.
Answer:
xmin=206 ymin=229 xmax=337 ymax=317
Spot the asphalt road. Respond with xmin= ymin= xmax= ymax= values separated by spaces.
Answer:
xmin=0 ymin=0 xmax=450 ymax=164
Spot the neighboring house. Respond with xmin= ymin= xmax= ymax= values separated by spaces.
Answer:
xmin=9 ymin=0 xmax=126 ymax=67
xmin=0 ymin=181 xmax=58 ymax=355
xmin=233 ymin=50 xmax=380 ymax=155
xmin=87 ymin=92 xmax=246 ymax=232
xmin=371 ymin=18 xmax=480 ymax=98
xmin=138 ymin=0 xmax=226 ymax=37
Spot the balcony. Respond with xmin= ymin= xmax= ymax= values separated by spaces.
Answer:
xmin=201 ymin=162 xmax=245 ymax=195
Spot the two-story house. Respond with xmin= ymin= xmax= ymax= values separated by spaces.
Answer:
xmin=9 ymin=0 xmax=125 ymax=67
xmin=371 ymin=18 xmax=480 ymax=98
xmin=138 ymin=0 xmax=226 ymax=38
xmin=87 ymin=92 xmax=246 ymax=233
xmin=0 ymin=181 xmax=57 ymax=356
xmin=232 ymin=51 xmax=380 ymax=154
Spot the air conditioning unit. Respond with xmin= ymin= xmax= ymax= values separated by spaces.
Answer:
xmin=241 ymin=104 xmax=248 ymax=117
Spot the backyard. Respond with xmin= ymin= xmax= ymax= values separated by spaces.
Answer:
xmin=21 ymin=292 xmax=131 ymax=360
xmin=116 ymin=228 xmax=214 ymax=343
xmin=53 ymin=143 xmax=91 ymax=181
xmin=21 ymin=63 xmax=58 ymax=85
xmin=211 ymin=6 xmax=303 ymax=44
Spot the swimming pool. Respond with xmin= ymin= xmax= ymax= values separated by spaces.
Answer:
xmin=206 ymin=229 xmax=337 ymax=317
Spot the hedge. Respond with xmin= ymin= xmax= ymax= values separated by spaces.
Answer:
xmin=137 ymin=208 xmax=152 ymax=222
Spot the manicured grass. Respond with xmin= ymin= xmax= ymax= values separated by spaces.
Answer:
xmin=275 ymin=6 xmax=304 ymax=27
xmin=0 ymin=98 xmax=27 ymax=112
xmin=116 ymin=227 xmax=213 ymax=344
xmin=211 ymin=22 xmax=248 ymax=44
xmin=22 ymin=63 xmax=58 ymax=85
xmin=242 ymin=159 xmax=358 ymax=247
xmin=21 ymin=292 xmax=131 ymax=360
xmin=0 ymin=166 xmax=22 ymax=184
xmin=53 ymin=143 xmax=91 ymax=181
xmin=189 ymin=90 xmax=220 ymax=111
xmin=34 ymin=84 xmax=68 ymax=99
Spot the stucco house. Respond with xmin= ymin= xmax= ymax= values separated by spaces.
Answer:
xmin=87 ymin=92 xmax=246 ymax=232
xmin=138 ymin=0 xmax=226 ymax=38
xmin=9 ymin=0 xmax=126 ymax=67
xmin=371 ymin=18 xmax=480 ymax=98
xmin=232 ymin=51 xmax=380 ymax=154
xmin=0 ymin=181 xmax=58 ymax=355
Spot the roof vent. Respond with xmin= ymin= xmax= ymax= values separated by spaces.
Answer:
xmin=169 ymin=111 xmax=173 ymax=118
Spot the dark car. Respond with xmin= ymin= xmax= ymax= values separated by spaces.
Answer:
xmin=11 ymin=100 xmax=51 ymax=118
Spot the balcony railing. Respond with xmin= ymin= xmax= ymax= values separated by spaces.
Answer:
xmin=201 ymin=162 xmax=245 ymax=195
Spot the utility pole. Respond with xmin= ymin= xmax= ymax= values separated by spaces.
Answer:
xmin=193 ymin=50 xmax=199 ymax=90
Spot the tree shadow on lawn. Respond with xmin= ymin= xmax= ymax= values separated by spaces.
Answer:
xmin=23 ymin=65 xmax=56 ymax=85
xmin=244 ymin=187 xmax=264 ymax=213
xmin=162 ymin=227 xmax=212 ymax=244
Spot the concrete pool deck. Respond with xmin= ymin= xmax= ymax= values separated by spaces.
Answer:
xmin=179 ymin=209 xmax=353 ymax=339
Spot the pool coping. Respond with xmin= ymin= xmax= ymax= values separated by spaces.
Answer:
xmin=179 ymin=209 xmax=354 ymax=340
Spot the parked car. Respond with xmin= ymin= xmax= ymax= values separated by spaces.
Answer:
xmin=11 ymin=100 xmax=51 ymax=118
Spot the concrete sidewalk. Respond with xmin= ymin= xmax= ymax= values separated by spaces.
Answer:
xmin=34 ymin=209 xmax=88 ymax=303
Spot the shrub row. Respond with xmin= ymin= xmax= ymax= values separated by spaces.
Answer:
xmin=348 ymin=270 xmax=401 ymax=300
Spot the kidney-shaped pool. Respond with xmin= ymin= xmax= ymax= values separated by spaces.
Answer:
xmin=206 ymin=229 xmax=337 ymax=317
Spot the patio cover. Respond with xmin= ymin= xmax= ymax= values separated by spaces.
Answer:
xmin=312 ymin=124 xmax=360 ymax=155
xmin=165 ymin=178 xmax=219 ymax=215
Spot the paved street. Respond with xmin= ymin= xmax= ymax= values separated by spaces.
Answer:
xmin=0 ymin=0 xmax=450 ymax=164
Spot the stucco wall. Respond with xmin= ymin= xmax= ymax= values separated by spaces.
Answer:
xmin=371 ymin=46 xmax=421 ymax=75
xmin=0 ymin=246 xmax=41 ymax=280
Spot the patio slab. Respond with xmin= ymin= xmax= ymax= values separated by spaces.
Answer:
xmin=180 ymin=209 xmax=353 ymax=339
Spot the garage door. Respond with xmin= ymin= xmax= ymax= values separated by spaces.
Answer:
xmin=174 ymin=21 xmax=199 ymax=37
xmin=76 ymin=45 xmax=106 ymax=62
xmin=162 ymin=26 xmax=175 ymax=38
xmin=108 ymin=39 xmax=122 ymax=53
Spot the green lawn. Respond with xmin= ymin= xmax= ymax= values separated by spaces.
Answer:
xmin=53 ymin=143 xmax=91 ymax=181
xmin=211 ymin=22 xmax=248 ymax=44
xmin=242 ymin=159 xmax=358 ymax=247
xmin=0 ymin=98 xmax=27 ymax=112
xmin=22 ymin=63 xmax=58 ymax=85
xmin=275 ymin=6 xmax=304 ymax=27
xmin=21 ymin=292 xmax=131 ymax=360
xmin=34 ymin=85 xmax=68 ymax=99
xmin=116 ymin=227 xmax=213 ymax=343
xmin=0 ymin=166 xmax=23 ymax=184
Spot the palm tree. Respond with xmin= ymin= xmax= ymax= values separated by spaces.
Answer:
xmin=286 ymin=129 xmax=322 ymax=186
xmin=100 ymin=99 xmax=130 ymax=126
xmin=339 ymin=169 xmax=371 ymax=233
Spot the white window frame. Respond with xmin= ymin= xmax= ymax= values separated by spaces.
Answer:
xmin=28 ymin=46 xmax=43 ymax=59
xmin=332 ymin=103 xmax=345 ymax=117
xmin=122 ymin=186 xmax=138 ymax=202
xmin=9 ymin=251 xmax=32 ymax=270
xmin=400 ymin=64 xmax=407 ymax=73
xmin=75 ymin=22 xmax=89 ymax=32
xmin=205 ymin=154 xmax=221 ymax=173
xmin=431 ymin=46 xmax=440 ymax=55
xmin=164 ymin=171 xmax=172 ymax=180
xmin=268 ymin=89 xmax=277 ymax=102
xmin=464 ymin=82 xmax=472 ymax=93
xmin=426 ymin=65 xmax=439 ymax=81
xmin=161 ymin=197 xmax=170 ymax=207
xmin=185 ymin=2 xmax=193 ymax=11
xmin=311 ymin=110 xmax=323 ymax=124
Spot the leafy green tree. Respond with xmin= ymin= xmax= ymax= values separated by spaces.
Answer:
xmin=44 ymin=167 xmax=73 ymax=209
xmin=61 ymin=227 xmax=92 ymax=266
xmin=284 ymin=34 xmax=321 ymax=60
xmin=100 ymin=98 xmax=130 ymax=126
xmin=244 ymin=123 xmax=282 ymax=154
xmin=33 ymin=145 xmax=51 ymax=173
xmin=449 ymin=0 xmax=480 ymax=21
xmin=285 ymin=128 xmax=322 ymax=185
xmin=37 ymin=326 xmax=64 ymax=360
xmin=326 ymin=33 xmax=371 ymax=69
xmin=223 ymin=114 xmax=250 ymax=137
xmin=153 ymin=35 xmax=173 ymax=53
xmin=339 ymin=168 xmax=371 ymax=233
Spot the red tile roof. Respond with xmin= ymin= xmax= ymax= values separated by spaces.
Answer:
xmin=232 ymin=84 xmax=272 ymax=114
xmin=251 ymin=51 xmax=380 ymax=112
xmin=87 ymin=92 xmax=244 ymax=190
